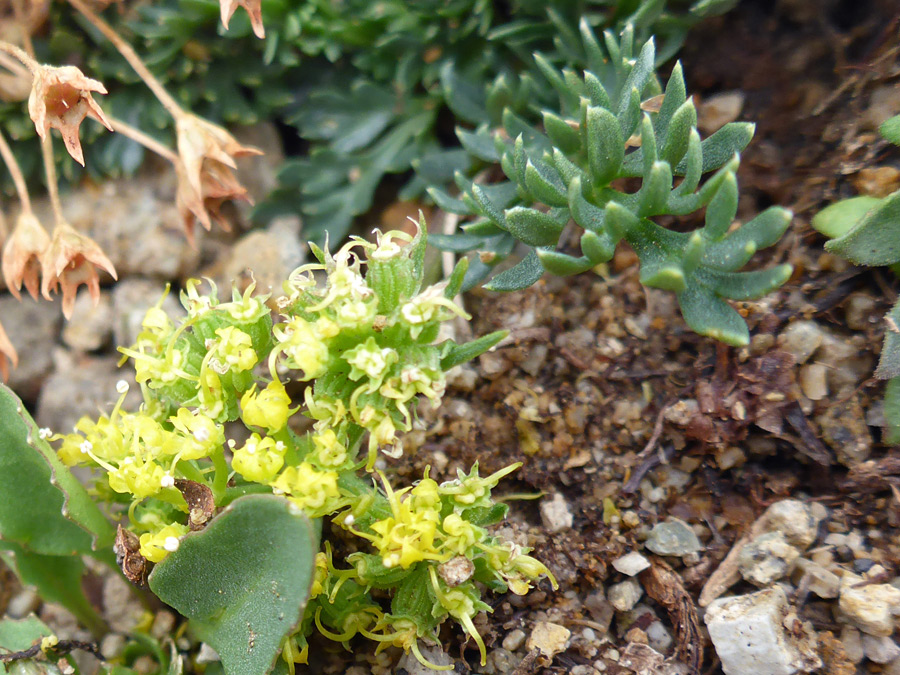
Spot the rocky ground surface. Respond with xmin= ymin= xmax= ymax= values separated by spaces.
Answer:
xmin=2 ymin=1 xmax=900 ymax=674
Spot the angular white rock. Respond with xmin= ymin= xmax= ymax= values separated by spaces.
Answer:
xmin=612 ymin=551 xmax=651 ymax=577
xmin=705 ymin=587 xmax=821 ymax=675
xmin=839 ymin=572 xmax=900 ymax=636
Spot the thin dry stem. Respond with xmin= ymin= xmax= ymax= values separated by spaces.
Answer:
xmin=40 ymin=135 xmax=65 ymax=226
xmin=0 ymin=130 xmax=32 ymax=212
xmin=108 ymin=116 xmax=178 ymax=163
xmin=0 ymin=51 xmax=30 ymax=78
xmin=66 ymin=0 xmax=184 ymax=118
xmin=10 ymin=0 xmax=35 ymax=58
xmin=0 ymin=40 xmax=39 ymax=74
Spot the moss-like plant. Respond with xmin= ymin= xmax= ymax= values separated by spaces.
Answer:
xmin=429 ymin=22 xmax=792 ymax=347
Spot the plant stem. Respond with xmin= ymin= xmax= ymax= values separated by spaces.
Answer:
xmin=66 ymin=0 xmax=185 ymax=119
xmin=40 ymin=135 xmax=65 ymax=227
xmin=10 ymin=0 xmax=35 ymax=58
xmin=0 ymin=50 xmax=30 ymax=78
xmin=0 ymin=40 xmax=38 ymax=74
xmin=107 ymin=116 xmax=178 ymax=164
xmin=211 ymin=448 xmax=230 ymax=504
xmin=0 ymin=129 xmax=32 ymax=213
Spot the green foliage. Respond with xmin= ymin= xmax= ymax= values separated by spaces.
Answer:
xmin=35 ymin=227 xmax=550 ymax=672
xmin=813 ymin=113 xmax=900 ymax=442
xmin=149 ymin=496 xmax=317 ymax=675
xmin=431 ymin=23 xmax=791 ymax=346
xmin=0 ymin=384 xmax=113 ymax=634
xmin=0 ymin=616 xmax=55 ymax=675
xmin=0 ymin=384 xmax=114 ymax=555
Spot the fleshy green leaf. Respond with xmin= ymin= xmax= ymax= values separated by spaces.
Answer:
xmin=677 ymin=285 xmax=749 ymax=346
xmin=811 ymin=196 xmax=882 ymax=239
xmin=0 ymin=384 xmax=114 ymax=555
xmin=148 ymin=496 xmax=318 ymax=675
xmin=586 ymin=106 xmax=624 ymax=186
xmin=826 ymin=190 xmax=900 ymax=266
xmin=876 ymin=300 xmax=900 ymax=380
xmin=885 ymin=377 xmax=900 ymax=444
xmin=484 ymin=250 xmax=544 ymax=291
xmin=674 ymin=122 xmax=754 ymax=174
xmin=880 ymin=114 xmax=900 ymax=146
xmin=504 ymin=207 xmax=566 ymax=246
xmin=536 ymin=249 xmax=595 ymax=276
xmin=439 ymin=330 xmax=508 ymax=370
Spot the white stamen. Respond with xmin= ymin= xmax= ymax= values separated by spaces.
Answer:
xmin=163 ymin=536 xmax=180 ymax=552
xmin=38 ymin=428 xmax=52 ymax=440
xmin=116 ymin=380 xmax=129 ymax=394
xmin=160 ymin=473 xmax=175 ymax=488
xmin=193 ymin=427 xmax=210 ymax=443
xmin=79 ymin=440 xmax=93 ymax=454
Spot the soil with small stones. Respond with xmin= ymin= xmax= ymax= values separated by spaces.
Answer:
xmin=2 ymin=1 xmax=900 ymax=674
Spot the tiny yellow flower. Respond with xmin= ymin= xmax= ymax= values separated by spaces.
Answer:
xmin=170 ymin=408 xmax=224 ymax=460
xmin=139 ymin=522 xmax=190 ymax=563
xmin=232 ymin=433 xmax=285 ymax=483
xmin=240 ymin=380 xmax=297 ymax=432
xmin=107 ymin=458 xmax=168 ymax=499
xmin=272 ymin=463 xmax=340 ymax=516
xmin=310 ymin=428 xmax=348 ymax=468
xmin=210 ymin=326 xmax=257 ymax=373
xmin=441 ymin=513 xmax=479 ymax=556
xmin=274 ymin=317 xmax=329 ymax=379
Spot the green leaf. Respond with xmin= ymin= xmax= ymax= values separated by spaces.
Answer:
xmin=439 ymin=330 xmax=508 ymax=371
xmin=0 ymin=615 xmax=54 ymax=674
xmin=703 ymin=172 xmax=739 ymax=240
xmin=504 ymin=207 xmax=566 ymax=247
xmin=148 ymin=496 xmax=318 ymax=675
xmin=880 ymin=114 xmax=900 ymax=146
xmin=811 ymin=196 xmax=882 ymax=239
xmin=439 ymin=62 xmax=487 ymax=124
xmin=581 ymin=230 xmax=616 ymax=263
xmin=885 ymin=377 xmax=900 ymax=444
xmin=826 ymin=190 xmax=900 ymax=266
xmin=585 ymin=106 xmax=624 ymax=186
xmin=0 ymin=542 xmax=105 ymax=636
xmin=659 ymin=98 xmax=697 ymax=169
xmin=484 ymin=250 xmax=544 ymax=291
xmin=536 ymin=249 xmax=595 ymax=276
xmin=677 ymin=285 xmax=749 ymax=346
xmin=0 ymin=384 xmax=114 ymax=555
xmin=524 ymin=159 xmax=568 ymax=207
xmin=698 ymin=265 xmax=793 ymax=300
xmin=876 ymin=300 xmax=900 ymax=380
xmin=542 ymin=112 xmax=581 ymax=156
xmin=703 ymin=207 xmax=792 ymax=272
xmin=456 ymin=127 xmax=500 ymax=163
xmin=674 ymin=122 xmax=754 ymax=175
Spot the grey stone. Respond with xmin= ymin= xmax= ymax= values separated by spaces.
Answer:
xmin=540 ymin=492 xmax=574 ymax=532
xmin=1 ymin=295 xmax=62 ymax=401
xmin=704 ymin=587 xmax=821 ymax=675
xmin=612 ymin=551 xmax=651 ymax=577
xmin=817 ymin=395 xmax=872 ymax=467
xmin=62 ymin=289 xmax=113 ymax=352
xmin=840 ymin=625 xmax=864 ymax=663
xmin=863 ymin=634 xmax=900 ymax=664
xmin=777 ymin=321 xmax=823 ymax=364
xmin=646 ymin=621 xmax=673 ymax=654
xmin=796 ymin=559 xmax=840 ymax=599
xmin=396 ymin=645 xmax=452 ymax=673
xmin=7 ymin=588 xmax=40 ymax=618
xmin=608 ymin=579 xmax=643 ymax=612
xmin=502 ymin=628 xmax=527 ymax=651
xmin=762 ymin=499 xmax=822 ymax=549
xmin=644 ymin=518 xmax=702 ymax=556
xmin=737 ymin=531 xmax=800 ymax=586
xmin=36 ymin=352 xmax=142 ymax=434
xmin=58 ymin=173 xmax=201 ymax=279
xmin=527 ymin=621 xmax=571 ymax=658
xmin=838 ymin=571 xmax=900 ymax=636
